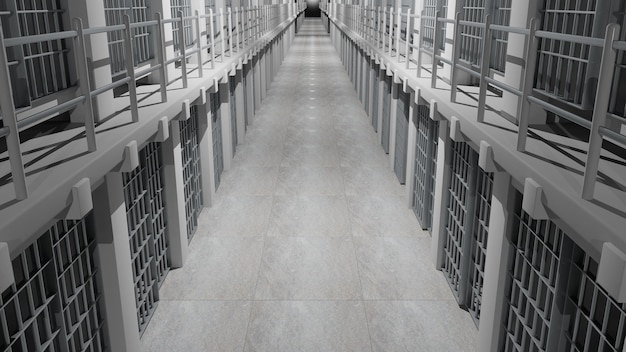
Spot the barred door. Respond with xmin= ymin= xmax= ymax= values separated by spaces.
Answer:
xmin=393 ymin=90 xmax=409 ymax=184
xmin=411 ymin=103 xmax=439 ymax=232
xmin=372 ymin=65 xmax=379 ymax=132
xmin=381 ymin=75 xmax=392 ymax=153
xmin=230 ymin=76 xmax=238 ymax=154
xmin=0 ymin=218 xmax=107 ymax=351
xmin=0 ymin=0 xmax=72 ymax=106
xmin=104 ymin=0 xmax=153 ymax=75
xmin=171 ymin=0 xmax=193 ymax=53
xmin=179 ymin=107 xmax=203 ymax=242
xmin=211 ymin=92 xmax=224 ymax=190
xmin=422 ymin=0 xmax=447 ymax=50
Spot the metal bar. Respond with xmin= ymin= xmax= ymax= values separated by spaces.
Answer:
xmin=155 ymin=12 xmax=167 ymax=103
xmin=83 ymin=25 xmax=125 ymax=35
xmin=477 ymin=15 xmax=493 ymax=123
xmin=484 ymin=77 xmax=522 ymax=97
xmin=220 ymin=8 xmax=225 ymax=62
xmin=582 ymin=24 xmax=621 ymax=200
xmin=178 ymin=10 xmax=188 ymax=88
xmin=431 ymin=10 xmax=440 ymax=88
xmin=195 ymin=11 xmax=203 ymax=77
xmin=0 ymin=24 xmax=27 ymax=199
xmin=613 ymin=41 xmax=626 ymax=51
xmin=416 ymin=9 xmax=424 ymax=77
xmin=517 ymin=18 xmax=539 ymax=152
xmin=228 ymin=8 xmax=234 ymax=56
xmin=459 ymin=20 xmax=484 ymax=29
xmin=90 ymin=77 xmax=130 ymax=98
xmin=73 ymin=18 xmax=97 ymax=152
xmin=123 ymin=15 xmax=139 ymax=123
xmin=405 ymin=9 xmax=412 ymax=69
xmin=490 ymin=24 xmax=529 ymax=36
xmin=535 ymin=30 xmax=604 ymax=48
xmin=3 ymin=30 xmax=77 ymax=47
xmin=209 ymin=9 xmax=216 ymax=69
xmin=599 ymin=126 xmax=626 ymax=146
xmin=135 ymin=64 xmax=162 ymax=78
xmin=17 ymin=96 xmax=85 ymax=130
xmin=527 ymin=96 xmax=591 ymax=129
xmin=450 ymin=12 xmax=462 ymax=103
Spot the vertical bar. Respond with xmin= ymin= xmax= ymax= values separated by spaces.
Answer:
xmin=516 ymin=18 xmax=538 ymax=152
xmin=431 ymin=11 xmax=440 ymax=88
xmin=155 ymin=13 xmax=168 ymax=103
xmin=405 ymin=9 xmax=412 ymax=69
xmin=220 ymin=8 xmax=226 ymax=60
xmin=0 ymin=23 xmax=27 ymax=199
xmin=228 ymin=8 xmax=234 ymax=56
xmin=582 ymin=24 xmax=620 ymax=200
xmin=388 ymin=8 xmax=394 ymax=54
xmin=450 ymin=12 xmax=462 ymax=103
xmin=396 ymin=7 xmax=401 ymax=61
xmin=178 ymin=11 xmax=188 ymax=88
xmin=209 ymin=9 xmax=216 ymax=68
xmin=195 ymin=10 xmax=203 ymax=77
xmin=73 ymin=19 xmax=97 ymax=152
xmin=417 ymin=10 xmax=425 ymax=77
xmin=477 ymin=15 xmax=493 ymax=123
xmin=123 ymin=15 xmax=139 ymax=123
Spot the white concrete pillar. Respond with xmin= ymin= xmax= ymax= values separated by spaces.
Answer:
xmin=405 ymin=92 xmax=417 ymax=208
xmin=430 ymin=117 xmax=450 ymax=268
xmin=196 ymin=88 xmax=217 ymax=207
xmin=477 ymin=172 xmax=515 ymax=352
xmin=388 ymin=78 xmax=399 ymax=170
xmin=220 ymin=80 xmax=234 ymax=170
xmin=92 ymin=173 xmax=141 ymax=352
xmin=254 ymin=55 xmax=262 ymax=111
xmin=235 ymin=69 xmax=247 ymax=143
xmin=162 ymin=119 xmax=190 ymax=268
xmin=377 ymin=65 xmax=385 ymax=145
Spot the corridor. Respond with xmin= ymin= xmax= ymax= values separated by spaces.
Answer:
xmin=141 ymin=18 xmax=478 ymax=351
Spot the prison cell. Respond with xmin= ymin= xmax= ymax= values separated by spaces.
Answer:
xmin=381 ymin=75 xmax=391 ymax=153
xmin=411 ymin=103 xmax=439 ymax=232
xmin=393 ymin=89 xmax=409 ymax=184
xmin=211 ymin=92 xmax=224 ymax=191
xmin=170 ymin=0 xmax=193 ymax=53
xmin=104 ymin=0 xmax=153 ymax=76
xmin=230 ymin=76 xmax=238 ymax=154
xmin=422 ymin=0 xmax=447 ymax=50
xmin=371 ymin=64 xmax=379 ymax=132
xmin=501 ymin=189 xmax=626 ymax=351
xmin=535 ymin=0 xmax=597 ymax=108
xmin=179 ymin=106 xmax=203 ymax=243
xmin=0 ymin=0 xmax=72 ymax=106
xmin=467 ymin=168 xmax=493 ymax=326
xmin=441 ymin=141 xmax=479 ymax=304
xmin=0 ymin=218 xmax=107 ymax=352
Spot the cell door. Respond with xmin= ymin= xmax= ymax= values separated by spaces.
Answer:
xmin=381 ymin=75 xmax=392 ymax=154
xmin=211 ymin=92 xmax=224 ymax=190
xmin=372 ymin=65 xmax=379 ymax=132
xmin=230 ymin=76 xmax=238 ymax=154
xmin=243 ymin=66 xmax=249 ymax=128
xmin=364 ymin=59 xmax=370 ymax=113
xmin=179 ymin=106 xmax=203 ymax=242
xmin=394 ymin=90 xmax=410 ymax=184
xmin=411 ymin=104 xmax=439 ymax=232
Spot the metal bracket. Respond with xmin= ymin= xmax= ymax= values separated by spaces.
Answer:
xmin=120 ymin=140 xmax=139 ymax=173
xmin=64 ymin=178 xmax=93 ymax=220
xmin=176 ymin=100 xmax=191 ymax=121
xmin=155 ymin=117 xmax=169 ymax=142
xmin=198 ymin=87 xmax=207 ymax=106
xmin=478 ymin=140 xmax=499 ymax=172
xmin=429 ymin=99 xmax=441 ymax=121
xmin=449 ymin=116 xmax=466 ymax=142
xmin=522 ymin=178 xmax=549 ymax=220
xmin=0 ymin=243 xmax=13 ymax=294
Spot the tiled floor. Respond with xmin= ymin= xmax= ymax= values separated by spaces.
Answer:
xmin=141 ymin=18 xmax=478 ymax=352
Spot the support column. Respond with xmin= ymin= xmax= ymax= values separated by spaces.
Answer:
xmin=236 ymin=69 xmax=246 ymax=143
xmin=220 ymin=80 xmax=234 ymax=171
xmin=377 ymin=66 xmax=385 ymax=144
xmin=92 ymin=173 xmax=140 ymax=352
xmin=254 ymin=55 xmax=262 ymax=111
xmin=388 ymin=79 xmax=399 ymax=170
xmin=197 ymin=88 xmax=216 ymax=207
xmin=405 ymin=92 xmax=418 ymax=208
xmin=477 ymin=171 xmax=515 ymax=352
xmin=430 ymin=117 xmax=450 ymax=268
xmin=162 ymin=120 xmax=189 ymax=268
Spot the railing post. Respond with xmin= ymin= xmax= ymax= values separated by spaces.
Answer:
xmin=450 ymin=12 xmax=462 ymax=103
xmin=381 ymin=7 xmax=385 ymax=50
xmin=228 ymin=7 xmax=234 ymax=56
xmin=582 ymin=23 xmax=621 ymax=200
xmin=396 ymin=7 xmax=401 ymax=61
xmin=0 ymin=25 xmax=27 ymax=200
xmin=73 ymin=18 xmax=96 ymax=152
xmin=209 ymin=9 xmax=216 ymax=68
xmin=388 ymin=8 xmax=394 ymax=55
xmin=417 ymin=10 xmax=425 ymax=77
xmin=405 ymin=9 xmax=412 ymax=69
xmin=155 ymin=12 xmax=168 ymax=102
xmin=195 ymin=10 xmax=203 ymax=77
xmin=477 ymin=14 xmax=493 ymax=123
xmin=516 ymin=18 xmax=539 ymax=152
xmin=431 ymin=10 xmax=441 ymax=88
xmin=219 ymin=8 xmax=226 ymax=61
xmin=123 ymin=15 xmax=139 ymax=123
xmin=178 ymin=11 xmax=188 ymax=88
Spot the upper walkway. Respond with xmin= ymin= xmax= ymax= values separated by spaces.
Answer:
xmin=140 ymin=18 xmax=478 ymax=352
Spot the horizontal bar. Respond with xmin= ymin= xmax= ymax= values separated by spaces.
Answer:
xmin=485 ymin=77 xmax=523 ymax=97
xmin=91 ymin=77 xmax=131 ymax=97
xmin=535 ymin=30 xmax=603 ymax=47
xmin=456 ymin=63 xmax=481 ymax=78
xmin=0 ymin=127 xmax=8 ymax=138
xmin=614 ymin=41 xmax=626 ymax=51
xmin=528 ymin=96 xmax=592 ymax=129
xmin=607 ymin=112 xmax=626 ymax=125
xmin=599 ymin=127 xmax=626 ymax=147
xmin=459 ymin=20 xmax=484 ymax=29
xmin=84 ymin=24 xmax=125 ymax=35
xmin=17 ymin=96 xmax=85 ymax=131
xmin=134 ymin=64 xmax=161 ymax=78
xmin=438 ymin=18 xmax=455 ymax=24
xmin=437 ymin=55 xmax=452 ymax=65
xmin=490 ymin=24 xmax=530 ymax=36
xmin=0 ymin=11 xmax=11 ymax=16
xmin=130 ymin=20 xmax=158 ymax=29
xmin=4 ymin=31 xmax=77 ymax=47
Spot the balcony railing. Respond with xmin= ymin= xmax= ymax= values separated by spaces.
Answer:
xmin=0 ymin=2 xmax=304 ymax=201
xmin=324 ymin=3 xmax=626 ymax=202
